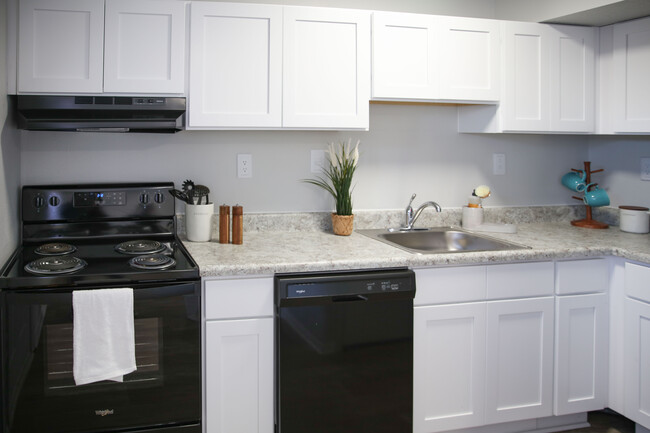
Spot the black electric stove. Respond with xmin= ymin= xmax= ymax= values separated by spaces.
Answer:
xmin=0 ymin=183 xmax=202 ymax=433
xmin=0 ymin=183 xmax=199 ymax=289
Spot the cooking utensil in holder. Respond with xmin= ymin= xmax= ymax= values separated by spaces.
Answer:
xmin=567 ymin=161 xmax=608 ymax=229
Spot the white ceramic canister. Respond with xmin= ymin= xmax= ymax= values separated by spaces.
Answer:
xmin=186 ymin=203 xmax=215 ymax=242
xmin=462 ymin=206 xmax=484 ymax=229
xmin=619 ymin=206 xmax=650 ymax=234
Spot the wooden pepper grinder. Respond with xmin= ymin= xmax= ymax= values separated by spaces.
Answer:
xmin=219 ymin=205 xmax=230 ymax=244
xmin=232 ymin=205 xmax=243 ymax=245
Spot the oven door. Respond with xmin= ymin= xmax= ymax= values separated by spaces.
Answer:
xmin=1 ymin=282 xmax=201 ymax=433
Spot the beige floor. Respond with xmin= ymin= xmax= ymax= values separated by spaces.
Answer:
xmin=562 ymin=411 xmax=635 ymax=433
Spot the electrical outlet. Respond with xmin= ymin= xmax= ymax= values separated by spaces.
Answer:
xmin=237 ymin=154 xmax=252 ymax=178
xmin=311 ymin=150 xmax=326 ymax=173
xmin=493 ymin=153 xmax=506 ymax=175
xmin=641 ymin=157 xmax=650 ymax=181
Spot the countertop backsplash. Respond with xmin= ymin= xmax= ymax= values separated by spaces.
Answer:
xmin=175 ymin=205 xmax=621 ymax=238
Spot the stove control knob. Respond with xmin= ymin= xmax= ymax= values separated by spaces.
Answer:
xmin=33 ymin=195 xmax=45 ymax=208
xmin=139 ymin=193 xmax=149 ymax=204
xmin=154 ymin=192 xmax=165 ymax=204
xmin=49 ymin=196 xmax=60 ymax=207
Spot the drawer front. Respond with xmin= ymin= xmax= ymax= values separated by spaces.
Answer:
xmin=415 ymin=266 xmax=486 ymax=305
xmin=204 ymin=277 xmax=274 ymax=320
xmin=487 ymin=261 xmax=554 ymax=300
xmin=625 ymin=262 xmax=650 ymax=303
xmin=555 ymin=258 xmax=608 ymax=295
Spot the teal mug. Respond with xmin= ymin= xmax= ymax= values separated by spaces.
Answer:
xmin=583 ymin=184 xmax=610 ymax=207
xmin=561 ymin=170 xmax=587 ymax=192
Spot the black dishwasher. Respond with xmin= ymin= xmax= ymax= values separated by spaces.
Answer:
xmin=275 ymin=268 xmax=415 ymax=433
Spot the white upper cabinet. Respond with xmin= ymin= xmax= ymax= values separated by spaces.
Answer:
xmin=459 ymin=22 xmax=596 ymax=134
xmin=104 ymin=0 xmax=185 ymax=94
xmin=18 ymin=0 xmax=186 ymax=94
xmin=372 ymin=12 xmax=499 ymax=103
xmin=18 ymin=0 xmax=105 ymax=93
xmin=612 ymin=16 xmax=650 ymax=133
xmin=189 ymin=2 xmax=282 ymax=128
xmin=283 ymin=7 xmax=370 ymax=129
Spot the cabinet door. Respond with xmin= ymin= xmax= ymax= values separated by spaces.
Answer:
xmin=283 ymin=7 xmax=370 ymax=129
xmin=189 ymin=3 xmax=282 ymax=128
xmin=485 ymin=297 xmax=554 ymax=424
xmin=18 ymin=0 xmax=104 ymax=93
xmin=625 ymin=298 xmax=650 ymax=429
xmin=501 ymin=22 xmax=551 ymax=132
xmin=371 ymin=12 xmax=439 ymax=100
xmin=104 ymin=0 xmax=185 ymax=93
xmin=554 ymin=293 xmax=608 ymax=415
xmin=413 ymin=302 xmax=486 ymax=433
xmin=613 ymin=16 xmax=650 ymax=132
xmin=438 ymin=16 xmax=500 ymax=102
xmin=205 ymin=318 xmax=274 ymax=433
xmin=548 ymin=25 xmax=596 ymax=132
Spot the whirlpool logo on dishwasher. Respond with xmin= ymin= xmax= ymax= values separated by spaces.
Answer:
xmin=95 ymin=409 xmax=114 ymax=417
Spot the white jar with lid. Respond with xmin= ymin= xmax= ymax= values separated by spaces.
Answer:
xmin=619 ymin=206 xmax=650 ymax=234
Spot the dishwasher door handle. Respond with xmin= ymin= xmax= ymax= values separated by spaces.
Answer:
xmin=332 ymin=294 xmax=368 ymax=303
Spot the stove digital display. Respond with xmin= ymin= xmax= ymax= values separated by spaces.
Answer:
xmin=74 ymin=191 xmax=126 ymax=207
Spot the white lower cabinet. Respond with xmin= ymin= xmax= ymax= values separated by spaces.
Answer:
xmin=413 ymin=302 xmax=487 ymax=433
xmin=625 ymin=262 xmax=650 ymax=429
xmin=414 ymin=263 xmax=556 ymax=433
xmin=485 ymin=297 xmax=555 ymax=424
xmin=203 ymin=277 xmax=274 ymax=433
xmin=554 ymin=293 xmax=609 ymax=415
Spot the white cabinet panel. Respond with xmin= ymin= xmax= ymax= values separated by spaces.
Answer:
xmin=438 ymin=16 xmax=500 ymax=102
xmin=283 ymin=7 xmax=370 ymax=129
xmin=554 ymin=293 xmax=608 ymax=415
xmin=205 ymin=318 xmax=274 ymax=433
xmin=204 ymin=277 xmax=274 ymax=320
xmin=501 ymin=22 xmax=550 ymax=132
xmin=104 ymin=0 xmax=185 ymax=93
xmin=18 ymin=0 xmax=105 ymax=93
xmin=485 ymin=297 xmax=554 ymax=424
xmin=613 ymin=16 xmax=650 ymax=132
xmin=189 ymin=2 xmax=282 ymax=128
xmin=625 ymin=262 xmax=650 ymax=303
xmin=414 ymin=266 xmax=486 ymax=305
xmin=414 ymin=302 xmax=486 ymax=433
xmin=549 ymin=25 xmax=596 ymax=132
xmin=487 ymin=261 xmax=554 ymax=299
xmin=625 ymin=298 xmax=650 ymax=429
xmin=555 ymin=258 xmax=608 ymax=295
xmin=372 ymin=12 xmax=438 ymax=100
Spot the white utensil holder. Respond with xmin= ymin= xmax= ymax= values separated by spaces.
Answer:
xmin=462 ymin=206 xmax=484 ymax=229
xmin=186 ymin=203 xmax=214 ymax=242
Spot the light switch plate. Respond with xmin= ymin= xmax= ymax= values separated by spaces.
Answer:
xmin=641 ymin=158 xmax=650 ymax=181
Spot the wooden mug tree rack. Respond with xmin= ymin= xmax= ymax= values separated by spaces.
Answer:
xmin=570 ymin=161 xmax=608 ymax=229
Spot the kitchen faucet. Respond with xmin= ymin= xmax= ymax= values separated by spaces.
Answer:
xmin=403 ymin=193 xmax=442 ymax=230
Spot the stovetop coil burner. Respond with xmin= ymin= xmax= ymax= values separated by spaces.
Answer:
xmin=24 ymin=256 xmax=88 ymax=275
xmin=115 ymin=239 xmax=167 ymax=255
xmin=129 ymin=254 xmax=176 ymax=271
xmin=35 ymin=242 xmax=77 ymax=256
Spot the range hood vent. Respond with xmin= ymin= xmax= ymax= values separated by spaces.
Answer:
xmin=15 ymin=95 xmax=186 ymax=133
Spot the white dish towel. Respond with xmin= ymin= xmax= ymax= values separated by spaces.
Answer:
xmin=73 ymin=288 xmax=137 ymax=386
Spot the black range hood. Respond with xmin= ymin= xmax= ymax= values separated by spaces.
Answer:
xmin=15 ymin=95 xmax=186 ymax=133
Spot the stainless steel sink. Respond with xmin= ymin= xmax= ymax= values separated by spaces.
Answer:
xmin=357 ymin=227 xmax=529 ymax=254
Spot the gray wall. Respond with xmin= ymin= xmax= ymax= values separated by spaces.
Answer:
xmin=20 ymin=105 xmax=591 ymax=212
xmin=1 ymin=0 xmax=21 ymax=261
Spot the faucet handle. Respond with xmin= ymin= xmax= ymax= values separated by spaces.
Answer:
xmin=407 ymin=193 xmax=417 ymax=208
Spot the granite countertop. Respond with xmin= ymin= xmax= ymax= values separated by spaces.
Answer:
xmin=183 ymin=220 xmax=650 ymax=278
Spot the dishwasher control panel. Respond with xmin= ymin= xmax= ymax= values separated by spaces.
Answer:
xmin=276 ymin=269 xmax=415 ymax=300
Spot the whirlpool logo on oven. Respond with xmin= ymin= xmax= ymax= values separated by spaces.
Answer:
xmin=95 ymin=409 xmax=114 ymax=417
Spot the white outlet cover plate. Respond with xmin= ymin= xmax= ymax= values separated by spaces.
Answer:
xmin=237 ymin=154 xmax=252 ymax=178
xmin=493 ymin=153 xmax=506 ymax=176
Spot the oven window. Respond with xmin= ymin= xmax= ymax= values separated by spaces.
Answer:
xmin=45 ymin=318 xmax=162 ymax=394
